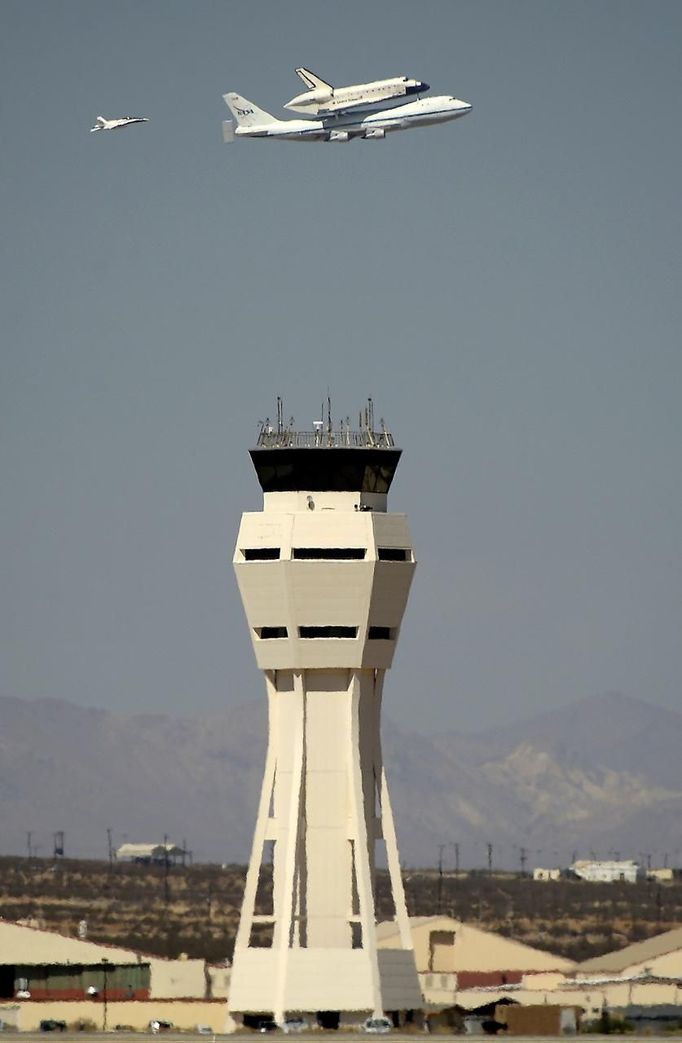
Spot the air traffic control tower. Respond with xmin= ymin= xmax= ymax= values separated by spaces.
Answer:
xmin=229 ymin=401 xmax=422 ymax=1027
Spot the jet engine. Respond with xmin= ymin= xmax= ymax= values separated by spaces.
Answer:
xmin=327 ymin=130 xmax=350 ymax=142
xmin=363 ymin=128 xmax=385 ymax=139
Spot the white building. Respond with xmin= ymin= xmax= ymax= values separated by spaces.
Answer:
xmin=228 ymin=409 xmax=422 ymax=1026
xmin=116 ymin=842 xmax=185 ymax=864
xmin=533 ymin=867 xmax=562 ymax=881
xmin=571 ymin=859 xmax=640 ymax=883
xmin=647 ymin=867 xmax=674 ymax=883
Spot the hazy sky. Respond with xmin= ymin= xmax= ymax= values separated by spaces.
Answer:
xmin=2 ymin=0 xmax=681 ymax=736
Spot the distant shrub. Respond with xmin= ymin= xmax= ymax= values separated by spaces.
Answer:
xmin=582 ymin=1012 xmax=633 ymax=1034
xmin=69 ymin=1018 xmax=98 ymax=1032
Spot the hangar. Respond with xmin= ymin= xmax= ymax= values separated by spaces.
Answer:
xmin=377 ymin=915 xmax=575 ymax=1007
xmin=0 ymin=920 xmax=227 ymax=1033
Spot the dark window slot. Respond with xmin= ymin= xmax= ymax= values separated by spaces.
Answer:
xmin=243 ymin=548 xmax=280 ymax=561
xmin=298 ymin=626 xmax=358 ymax=639
xmin=293 ymin=548 xmax=366 ymax=560
xmin=256 ymin=627 xmax=288 ymax=639
xmin=377 ymin=548 xmax=409 ymax=561
xmin=368 ymin=626 xmax=393 ymax=640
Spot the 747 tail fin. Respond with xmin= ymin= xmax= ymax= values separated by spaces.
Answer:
xmin=223 ymin=92 xmax=280 ymax=128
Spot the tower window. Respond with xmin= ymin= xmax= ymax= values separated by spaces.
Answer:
xmin=243 ymin=548 xmax=280 ymax=560
xmin=368 ymin=626 xmax=394 ymax=640
xmin=255 ymin=627 xmax=288 ymax=639
xmin=293 ymin=548 xmax=366 ymax=559
xmin=298 ymin=626 xmax=358 ymax=639
xmin=377 ymin=548 xmax=409 ymax=561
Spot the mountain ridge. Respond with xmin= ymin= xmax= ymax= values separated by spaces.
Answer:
xmin=1 ymin=691 xmax=680 ymax=867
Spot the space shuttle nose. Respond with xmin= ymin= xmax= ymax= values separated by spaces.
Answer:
xmin=407 ymin=80 xmax=430 ymax=98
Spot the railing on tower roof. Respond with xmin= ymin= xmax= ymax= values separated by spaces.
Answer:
xmin=255 ymin=397 xmax=397 ymax=450
xmin=255 ymin=424 xmax=396 ymax=450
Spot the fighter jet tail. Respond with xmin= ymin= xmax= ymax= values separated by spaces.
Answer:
xmin=223 ymin=93 xmax=281 ymax=128
xmin=295 ymin=67 xmax=333 ymax=92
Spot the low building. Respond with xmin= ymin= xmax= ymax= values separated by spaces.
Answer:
xmin=574 ymin=926 xmax=682 ymax=980
xmin=647 ymin=867 xmax=675 ymax=883
xmin=533 ymin=867 xmax=562 ymax=881
xmin=615 ymin=1003 xmax=682 ymax=1031
xmin=377 ymin=915 xmax=574 ymax=1008
xmin=498 ymin=1002 xmax=580 ymax=1035
xmin=452 ymin=927 xmax=682 ymax=1021
xmin=115 ymin=842 xmax=185 ymax=865
xmin=571 ymin=859 xmax=639 ymax=883
xmin=0 ymin=920 xmax=226 ymax=1033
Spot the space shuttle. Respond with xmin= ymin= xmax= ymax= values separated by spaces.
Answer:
xmin=283 ymin=66 xmax=430 ymax=116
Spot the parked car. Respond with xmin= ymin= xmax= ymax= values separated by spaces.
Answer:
xmin=39 ymin=1021 xmax=67 ymax=1032
xmin=360 ymin=1017 xmax=392 ymax=1034
xmin=282 ymin=1017 xmax=308 ymax=1033
xmin=256 ymin=1020 xmax=279 ymax=1033
xmin=150 ymin=1020 xmax=174 ymax=1034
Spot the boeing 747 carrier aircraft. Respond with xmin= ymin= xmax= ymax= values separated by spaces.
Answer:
xmin=222 ymin=91 xmax=471 ymax=143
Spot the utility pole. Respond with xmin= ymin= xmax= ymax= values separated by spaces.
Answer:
xmin=437 ymin=844 xmax=446 ymax=913
xmin=519 ymin=846 xmax=527 ymax=877
xmin=53 ymin=831 xmax=64 ymax=859
xmin=107 ymin=828 xmax=113 ymax=872
xmin=487 ymin=843 xmax=493 ymax=877
xmin=101 ymin=959 xmax=110 ymax=1032
xmin=453 ymin=843 xmax=460 ymax=878
xmin=163 ymin=833 xmax=170 ymax=906
xmin=26 ymin=832 xmax=33 ymax=859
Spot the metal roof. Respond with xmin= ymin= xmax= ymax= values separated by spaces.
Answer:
xmin=576 ymin=927 xmax=682 ymax=974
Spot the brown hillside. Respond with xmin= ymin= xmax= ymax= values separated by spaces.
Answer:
xmin=1 ymin=857 xmax=681 ymax=964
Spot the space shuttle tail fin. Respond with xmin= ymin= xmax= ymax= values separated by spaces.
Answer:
xmin=295 ymin=67 xmax=333 ymax=92
xmin=223 ymin=93 xmax=280 ymax=127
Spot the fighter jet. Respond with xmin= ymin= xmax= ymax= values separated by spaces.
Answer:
xmin=222 ymin=91 xmax=471 ymax=143
xmin=90 ymin=116 xmax=150 ymax=133
xmin=283 ymin=66 xmax=430 ymax=116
